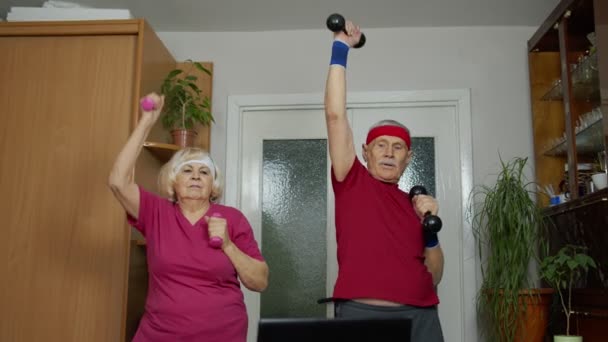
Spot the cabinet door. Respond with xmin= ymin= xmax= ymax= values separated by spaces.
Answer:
xmin=0 ymin=34 xmax=136 ymax=342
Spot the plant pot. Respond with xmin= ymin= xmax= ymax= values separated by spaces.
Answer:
xmin=171 ymin=129 xmax=197 ymax=148
xmin=554 ymin=335 xmax=582 ymax=342
xmin=485 ymin=288 xmax=554 ymax=342
xmin=512 ymin=289 xmax=553 ymax=342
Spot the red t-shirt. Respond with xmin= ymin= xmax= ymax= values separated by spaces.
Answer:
xmin=128 ymin=186 xmax=264 ymax=342
xmin=331 ymin=158 xmax=438 ymax=307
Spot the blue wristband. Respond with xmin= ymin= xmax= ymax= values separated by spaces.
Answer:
xmin=424 ymin=231 xmax=439 ymax=248
xmin=330 ymin=40 xmax=349 ymax=68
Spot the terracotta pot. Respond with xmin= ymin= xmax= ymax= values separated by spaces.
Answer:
xmin=171 ymin=129 xmax=197 ymax=148
xmin=512 ymin=289 xmax=554 ymax=342
xmin=485 ymin=288 xmax=554 ymax=342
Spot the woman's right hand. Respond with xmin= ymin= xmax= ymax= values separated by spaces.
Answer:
xmin=140 ymin=92 xmax=164 ymax=123
xmin=109 ymin=92 xmax=164 ymax=219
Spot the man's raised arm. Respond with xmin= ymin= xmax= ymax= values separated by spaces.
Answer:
xmin=324 ymin=22 xmax=362 ymax=181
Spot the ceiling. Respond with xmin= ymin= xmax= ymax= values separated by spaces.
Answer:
xmin=1 ymin=0 xmax=561 ymax=32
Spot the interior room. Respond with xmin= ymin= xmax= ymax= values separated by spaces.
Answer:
xmin=1 ymin=0 xmax=606 ymax=341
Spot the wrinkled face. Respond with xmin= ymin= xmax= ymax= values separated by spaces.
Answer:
xmin=363 ymin=135 xmax=413 ymax=183
xmin=174 ymin=163 xmax=214 ymax=201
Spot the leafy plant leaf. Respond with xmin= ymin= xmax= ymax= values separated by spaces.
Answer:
xmin=159 ymin=61 xmax=213 ymax=130
xmin=193 ymin=61 xmax=212 ymax=75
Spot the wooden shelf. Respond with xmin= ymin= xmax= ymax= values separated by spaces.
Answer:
xmin=143 ymin=141 xmax=179 ymax=163
xmin=542 ymin=187 xmax=608 ymax=217
xmin=132 ymin=239 xmax=147 ymax=246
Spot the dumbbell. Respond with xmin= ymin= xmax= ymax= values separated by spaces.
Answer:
xmin=408 ymin=186 xmax=442 ymax=233
xmin=326 ymin=13 xmax=366 ymax=49
xmin=209 ymin=236 xmax=223 ymax=249
xmin=208 ymin=212 xmax=224 ymax=249
xmin=140 ymin=97 xmax=156 ymax=111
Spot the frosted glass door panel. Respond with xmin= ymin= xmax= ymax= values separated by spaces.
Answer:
xmin=260 ymin=139 xmax=327 ymax=318
xmin=399 ymin=137 xmax=436 ymax=196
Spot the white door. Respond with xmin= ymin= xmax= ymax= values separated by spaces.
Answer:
xmin=239 ymin=108 xmax=338 ymax=341
xmin=225 ymin=90 xmax=475 ymax=342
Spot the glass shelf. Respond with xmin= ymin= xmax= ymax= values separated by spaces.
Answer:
xmin=541 ymin=82 xmax=562 ymax=101
xmin=543 ymin=118 xmax=604 ymax=157
xmin=541 ymin=52 xmax=600 ymax=102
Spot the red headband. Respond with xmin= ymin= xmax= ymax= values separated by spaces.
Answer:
xmin=366 ymin=125 xmax=411 ymax=148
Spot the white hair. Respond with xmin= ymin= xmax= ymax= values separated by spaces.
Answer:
xmin=158 ymin=147 xmax=223 ymax=202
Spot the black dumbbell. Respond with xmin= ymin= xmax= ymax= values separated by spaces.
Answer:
xmin=326 ymin=13 xmax=366 ymax=49
xmin=408 ymin=186 xmax=442 ymax=233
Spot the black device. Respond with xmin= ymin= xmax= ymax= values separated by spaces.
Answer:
xmin=257 ymin=317 xmax=411 ymax=342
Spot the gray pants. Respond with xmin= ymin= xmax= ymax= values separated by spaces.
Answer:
xmin=335 ymin=300 xmax=444 ymax=342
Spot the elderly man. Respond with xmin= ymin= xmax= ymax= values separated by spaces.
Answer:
xmin=323 ymin=20 xmax=445 ymax=342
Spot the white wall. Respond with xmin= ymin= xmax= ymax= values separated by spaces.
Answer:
xmin=158 ymin=25 xmax=537 ymax=193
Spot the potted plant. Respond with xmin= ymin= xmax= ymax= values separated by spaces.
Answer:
xmin=469 ymin=156 xmax=553 ymax=342
xmin=160 ymin=60 xmax=213 ymax=147
xmin=540 ymin=245 xmax=597 ymax=342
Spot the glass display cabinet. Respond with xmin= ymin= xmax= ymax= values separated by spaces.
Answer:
xmin=528 ymin=1 xmax=607 ymax=339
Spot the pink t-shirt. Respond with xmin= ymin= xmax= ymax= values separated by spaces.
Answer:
xmin=128 ymin=187 xmax=264 ymax=342
xmin=331 ymin=158 xmax=438 ymax=307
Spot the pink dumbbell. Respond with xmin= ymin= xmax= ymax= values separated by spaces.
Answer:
xmin=209 ymin=237 xmax=223 ymax=249
xmin=140 ymin=97 xmax=156 ymax=111
xmin=208 ymin=213 xmax=224 ymax=249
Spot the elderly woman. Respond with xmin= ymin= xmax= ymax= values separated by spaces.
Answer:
xmin=109 ymin=93 xmax=268 ymax=341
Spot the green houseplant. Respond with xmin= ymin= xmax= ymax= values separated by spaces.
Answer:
xmin=469 ymin=156 xmax=552 ymax=342
xmin=161 ymin=60 xmax=213 ymax=147
xmin=540 ymin=245 xmax=597 ymax=342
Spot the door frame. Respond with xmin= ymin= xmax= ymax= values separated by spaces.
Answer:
xmin=225 ymin=89 xmax=477 ymax=342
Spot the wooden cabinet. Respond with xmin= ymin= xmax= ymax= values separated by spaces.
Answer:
xmin=528 ymin=1 xmax=608 ymax=340
xmin=0 ymin=19 xmax=212 ymax=341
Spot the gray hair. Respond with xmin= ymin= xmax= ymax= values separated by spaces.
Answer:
xmin=368 ymin=119 xmax=410 ymax=134
xmin=158 ymin=147 xmax=223 ymax=202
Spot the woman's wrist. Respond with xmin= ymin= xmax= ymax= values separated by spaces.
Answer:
xmin=222 ymin=241 xmax=237 ymax=253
